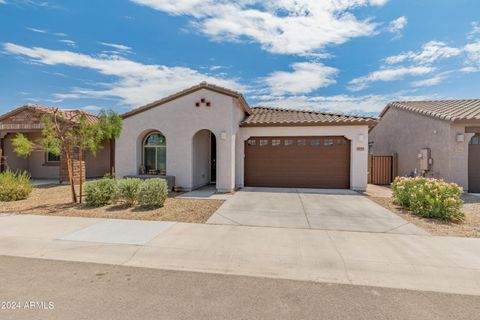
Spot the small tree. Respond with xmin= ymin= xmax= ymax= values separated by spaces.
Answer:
xmin=12 ymin=108 xmax=122 ymax=203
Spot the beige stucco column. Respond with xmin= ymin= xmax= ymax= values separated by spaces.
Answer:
xmin=216 ymin=132 xmax=236 ymax=192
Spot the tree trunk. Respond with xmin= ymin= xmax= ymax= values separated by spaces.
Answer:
xmin=79 ymin=147 xmax=83 ymax=204
xmin=65 ymin=151 xmax=77 ymax=203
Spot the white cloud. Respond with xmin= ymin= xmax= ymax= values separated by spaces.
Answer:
xmin=82 ymin=105 xmax=103 ymax=112
xmin=251 ymin=91 xmax=439 ymax=115
xmin=26 ymin=27 xmax=67 ymax=37
xmin=131 ymin=0 xmax=387 ymax=55
xmin=461 ymin=66 xmax=480 ymax=73
xmin=464 ymin=39 xmax=480 ymax=64
xmin=99 ymin=42 xmax=132 ymax=52
xmin=410 ymin=72 xmax=449 ymax=87
xmin=467 ymin=21 xmax=480 ymax=40
xmin=388 ymin=16 xmax=407 ymax=38
xmin=264 ymin=62 xmax=338 ymax=95
xmin=59 ymin=39 xmax=77 ymax=48
xmin=3 ymin=43 xmax=245 ymax=107
xmin=0 ymin=1 xmax=6 ymax=4
xmin=385 ymin=41 xmax=462 ymax=65
xmin=26 ymin=27 xmax=48 ymax=34
xmin=349 ymin=66 xmax=435 ymax=91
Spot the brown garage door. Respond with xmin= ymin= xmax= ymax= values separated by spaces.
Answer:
xmin=245 ymin=136 xmax=350 ymax=189
xmin=469 ymin=134 xmax=480 ymax=193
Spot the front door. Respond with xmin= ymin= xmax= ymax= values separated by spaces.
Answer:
xmin=468 ymin=134 xmax=480 ymax=193
xmin=210 ymin=132 xmax=216 ymax=183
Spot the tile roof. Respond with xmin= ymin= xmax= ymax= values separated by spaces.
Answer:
xmin=122 ymin=82 xmax=251 ymax=118
xmin=241 ymin=106 xmax=377 ymax=127
xmin=381 ymin=99 xmax=480 ymax=122
xmin=0 ymin=104 xmax=99 ymax=124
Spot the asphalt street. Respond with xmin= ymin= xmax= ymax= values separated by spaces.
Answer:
xmin=1 ymin=255 xmax=479 ymax=320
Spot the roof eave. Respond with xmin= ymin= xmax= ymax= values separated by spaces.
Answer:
xmin=122 ymin=83 xmax=251 ymax=119
xmin=240 ymin=121 xmax=376 ymax=128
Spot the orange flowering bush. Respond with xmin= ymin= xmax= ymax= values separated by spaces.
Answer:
xmin=391 ymin=177 xmax=464 ymax=222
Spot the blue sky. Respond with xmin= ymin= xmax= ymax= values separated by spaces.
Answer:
xmin=1 ymin=0 xmax=479 ymax=116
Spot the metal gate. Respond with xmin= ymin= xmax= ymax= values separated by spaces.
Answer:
xmin=368 ymin=154 xmax=398 ymax=185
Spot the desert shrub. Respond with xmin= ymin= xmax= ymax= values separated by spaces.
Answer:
xmin=0 ymin=170 xmax=33 ymax=201
xmin=137 ymin=178 xmax=168 ymax=208
xmin=115 ymin=178 xmax=142 ymax=206
xmin=84 ymin=177 xmax=117 ymax=207
xmin=391 ymin=177 xmax=464 ymax=222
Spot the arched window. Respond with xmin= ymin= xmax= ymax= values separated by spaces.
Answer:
xmin=470 ymin=134 xmax=480 ymax=145
xmin=143 ymin=132 xmax=166 ymax=174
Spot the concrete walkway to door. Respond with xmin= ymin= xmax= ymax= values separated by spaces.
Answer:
xmin=207 ymin=187 xmax=428 ymax=235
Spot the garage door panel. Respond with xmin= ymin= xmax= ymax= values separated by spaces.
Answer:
xmin=245 ymin=136 xmax=350 ymax=189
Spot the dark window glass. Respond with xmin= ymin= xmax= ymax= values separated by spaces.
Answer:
xmin=310 ymin=139 xmax=320 ymax=146
xmin=470 ymin=135 xmax=480 ymax=145
xmin=297 ymin=139 xmax=306 ymax=146
xmin=324 ymin=139 xmax=333 ymax=146
xmin=284 ymin=139 xmax=293 ymax=146
xmin=272 ymin=139 xmax=281 ymax=146
xmin=47 ymin=152 xmax=60 ymax=162
xmin=260 ymin=139 xmax=268 ymax=146
xmin=247 ymin=139 xmax=256 ymax=146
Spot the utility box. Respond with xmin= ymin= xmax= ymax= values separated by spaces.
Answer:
xmin=419 ymin=148 xmax=432 ymax=172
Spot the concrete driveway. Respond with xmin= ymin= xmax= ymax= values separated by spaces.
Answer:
xmin=207 ymin=187 xmax=427 ymax=235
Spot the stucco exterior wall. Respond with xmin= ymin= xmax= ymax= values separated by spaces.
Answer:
xmin=238 ymin=125 xmax=369 ymax=191
xmin=116 ymin=89 xmax=246 ymax=192
xmin=4 ymin=132 xmax=59 ymax=179
xmin=369 ymin=107 xmax=474 ymax=190
xmin=85 ymin=140 xmax=111 ymax=178
xmin=4 ymin=134 xmax=28 ymax=172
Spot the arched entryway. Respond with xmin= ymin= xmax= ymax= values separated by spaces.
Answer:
xmin=192 ymin=129 xmax=216 ymax=189
xmin=468 ymin=133 xmax=480 ymax=193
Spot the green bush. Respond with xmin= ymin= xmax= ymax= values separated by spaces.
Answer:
xmin=0 ymin=170 xmax=33 ymax=201
xmin=391 ymin=177 xmax=464 ymax=222
xmin=115 ymin=178 xmax=142 ymax=206
xmin=84 ymin=177 xmax=117 ymax=207
xmin=137 ymin=178 xmax=168 ymax=208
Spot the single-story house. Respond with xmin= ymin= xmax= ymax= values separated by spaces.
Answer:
xmin=369 ymin=100 xmax=480 ymax=193
xmin=0 ymin=104 xmax=113 ymax=182
xmin=116 ymin=82 xmax=376 ymax=192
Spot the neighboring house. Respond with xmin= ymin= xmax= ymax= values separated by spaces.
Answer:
xmin=369 ymin=100 xmax=480 ymax=193
xmin=116 ymin=82 xmax=376 ymax=192
xmin=0 ymin=105 xmax=113 ymax=182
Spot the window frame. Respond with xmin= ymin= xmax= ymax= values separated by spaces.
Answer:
xmin=297 ymin=139 xmax=306 ymax=146
xmin=143 ymin=132 xmax=167 ymax=173
xmin=271 ymin=139 xmax=281 ymax=146
xmin=45 ymin=151 xmax=60 ymax=165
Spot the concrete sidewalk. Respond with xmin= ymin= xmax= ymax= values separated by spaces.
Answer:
xmin=0 ymin=214 xmax=479 ymax=296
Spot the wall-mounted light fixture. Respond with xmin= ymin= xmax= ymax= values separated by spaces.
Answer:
xmin=358 ymin=134 xmax=364 ymax=142
xmin=220 ymin=131 xmax=227 ymax=140
xmin=456 ymin=133 xmax=465 ymax=142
